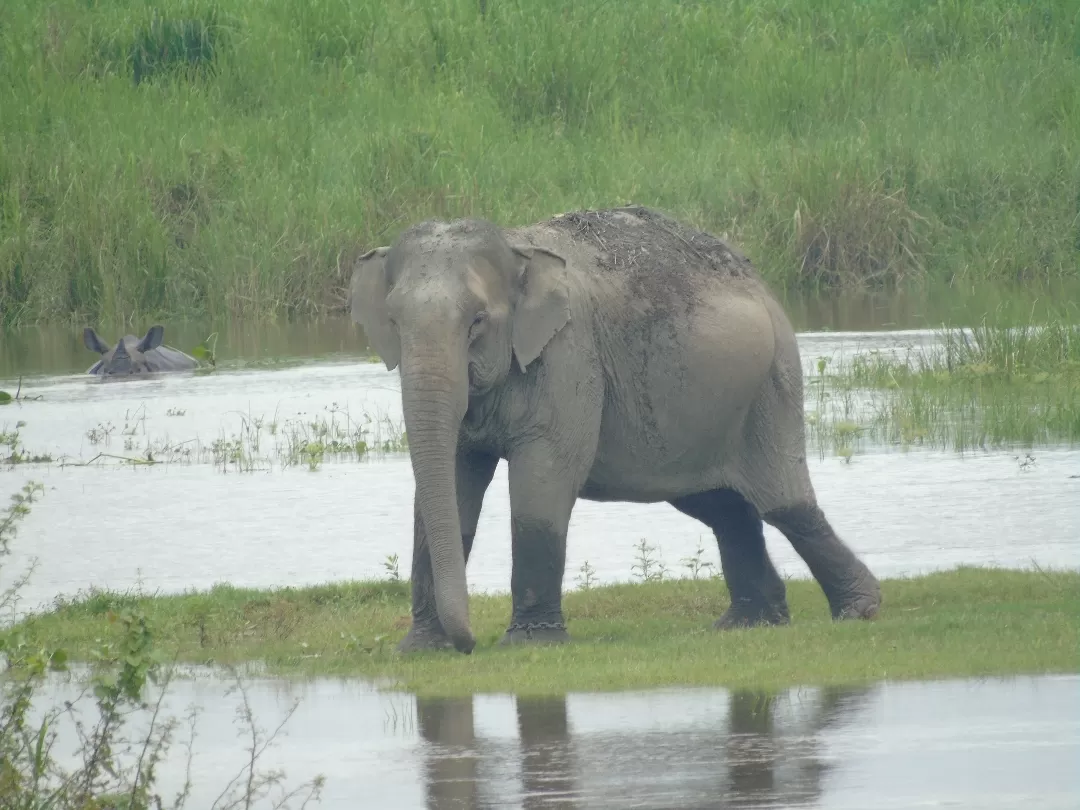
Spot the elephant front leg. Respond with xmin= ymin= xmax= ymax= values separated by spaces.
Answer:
xmin=398 ymin=450 xmax=498 ymax=653
xmin=500 ymin=442 xmax=583 ymax=647
xmin=501 ymin=515 xmax=571 ymax=645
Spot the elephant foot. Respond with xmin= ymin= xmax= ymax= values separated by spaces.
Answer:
xmin=713 ymin=596 xmax=791 ymax=630
xmin=396 ymin=621 xmax=456 ymax=654
xmin=499 ymin=620 xmax=571 ymax=647
xmin=829 ymin=573 xmax=882 ymax=622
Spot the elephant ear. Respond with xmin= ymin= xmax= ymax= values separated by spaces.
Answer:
xmin=510 ymin=245 xmax=571 ymax=373
xmin=350 ymin=246 xmax=400 ymax=371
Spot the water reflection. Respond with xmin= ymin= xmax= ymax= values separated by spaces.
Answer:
xmin=417 ymin=697 xmax=481 ymax=809
xmin=415 ymin=686 xmax=875 ymax=809
xmin=32 ymin=673 xmax=1080 ymax=809
xmin=515 ymin=698 xmax=575 ymax=810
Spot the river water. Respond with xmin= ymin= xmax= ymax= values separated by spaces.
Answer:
xmin=33 ymin=671 xmax=1080 ymax=809
xmin=1 ymin=313 xmax=1078 ymax=614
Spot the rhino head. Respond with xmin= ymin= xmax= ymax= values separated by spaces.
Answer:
xmin=84 ymin=325 xmax=166 ymax=376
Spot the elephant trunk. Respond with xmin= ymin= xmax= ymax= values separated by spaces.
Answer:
xmin=399 ymin=338 xmax=473 ymax=654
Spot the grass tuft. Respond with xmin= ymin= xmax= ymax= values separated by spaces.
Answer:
xmin=789 ymin=179 xmax=929 ymax=288
xmin=129 ymin=7 xmax=225 ymax=85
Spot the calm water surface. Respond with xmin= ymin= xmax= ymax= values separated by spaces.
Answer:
xmin=1 ymin=318 xmax=1078 ymax=614
xmin=34 ymin=672 xmax=1080 ymax=809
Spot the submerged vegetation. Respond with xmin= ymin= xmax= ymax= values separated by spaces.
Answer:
xmin=2 ymin=0 xmax=1078 ymax=324
xmin=810 ymin=307 xmax=1080 ymax=455
xmin=14 ymin=566 xmax=1079 ymax=697
xmin=67 ymin=402 xmax=409 ymax=472
xmin=1 ymin=421 xmax=53 ymax=466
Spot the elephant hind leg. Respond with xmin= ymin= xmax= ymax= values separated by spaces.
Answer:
xmin=763 ymin=501 xmax=881 ymax=621
xmin=670 ymin=488 xmax=790 ymax=629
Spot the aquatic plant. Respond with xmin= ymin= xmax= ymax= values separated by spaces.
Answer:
xmin=807 ymin=309 xmax=1080 ymax=456
xmin=1 ymin=421 xmax=53 ymax=466
xmin=54 ymin=400 xmax=410 ymax=473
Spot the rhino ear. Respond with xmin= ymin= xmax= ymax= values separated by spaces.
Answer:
xmin=509 ymin=245 xmax=570 ymax=373
xmin=84 ymin=327 xmax=110 ymax=354
xmin=136 ymin=325 xmax=164 ymax=352
xmin=350 ymin=246 xmax=400 ymax=371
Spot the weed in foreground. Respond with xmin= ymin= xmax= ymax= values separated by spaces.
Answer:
xmin=631 ymin=539 xmax=669 ymax=583
xmin=381 ymin=554 xmax=401 ymax=582
xmin=574 ymin=561 xmax=599 ymax=591
xmin=0 ymin=484 xmax=326 ymax=808
xmin=680 ymin=539 xmax=718 ymax=580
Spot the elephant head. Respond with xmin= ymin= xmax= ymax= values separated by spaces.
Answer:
xmin=349 ymin=220 xmax=570 ymax=653
xmin=84 ymin=325 xmax=166 ymax=376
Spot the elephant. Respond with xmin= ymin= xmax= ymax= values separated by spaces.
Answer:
xmin=83 ymin=325 xmax=199 ymax=376
xmin=350 ymin=205 xmax=882 ymax=655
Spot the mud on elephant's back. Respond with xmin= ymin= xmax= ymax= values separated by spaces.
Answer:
xmin=545 ymin=206 xmax=760 ymax=283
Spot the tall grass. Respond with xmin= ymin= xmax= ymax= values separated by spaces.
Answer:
xmin=1 ymin=0 xmax=1078 ymax=325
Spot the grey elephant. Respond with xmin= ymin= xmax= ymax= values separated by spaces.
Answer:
xmin=350 ymin=205 xmax=881 ymax=655
xmin=84 ymin=325 xmax=199 ymax=376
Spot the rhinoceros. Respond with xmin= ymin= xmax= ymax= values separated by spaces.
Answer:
xmin=84 ymin=325 xmax=199 ymax=376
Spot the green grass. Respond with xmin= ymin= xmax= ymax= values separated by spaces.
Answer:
xmin=808 ymin=308 xmax=1080 ymax=454
xmin=12 ymin=568 xmax=1079 ymax=696
xmin=2 ymin=0 xmax=1078 ymax=325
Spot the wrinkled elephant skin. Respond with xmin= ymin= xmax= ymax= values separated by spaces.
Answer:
xmin=349 ymin=206 xmax=883 ymax=655
xmin=84 ymin=325 xmax=199 ymax=376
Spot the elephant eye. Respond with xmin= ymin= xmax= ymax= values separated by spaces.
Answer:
xmin=470 ymin=311 xmax=489 ymax=333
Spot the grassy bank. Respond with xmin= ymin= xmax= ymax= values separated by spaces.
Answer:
xmin=12 ymin=567 xmax=1079 ymax=696
xmin=809 ymin=309 xmax=1080 ymax=455
xmin=2 ymin=0 xmax=1078 ymax=325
